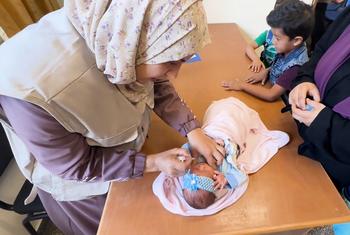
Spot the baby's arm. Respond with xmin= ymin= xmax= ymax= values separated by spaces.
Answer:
xmin=213 ymin=171 xmax=228 ymax=190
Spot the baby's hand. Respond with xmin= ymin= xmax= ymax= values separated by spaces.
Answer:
xmin=213 ymin=171 xmax=227 ymax=190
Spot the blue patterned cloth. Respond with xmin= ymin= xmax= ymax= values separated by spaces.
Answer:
xmin=183 ymin=172 xmax=215 ymax=192
xmin=218 ymin=139 xmax=247 ymax=189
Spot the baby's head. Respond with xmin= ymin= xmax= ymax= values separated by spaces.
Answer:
xmin=182 ymin=163 xmax=216 ymax=209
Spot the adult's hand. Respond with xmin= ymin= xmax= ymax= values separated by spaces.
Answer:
xmin=291 ymin=99 xmax=325 ymax=126
xmin=289 ymin=82 xmax=321 ymax=110
xmin=187 ymin=128 xmax=225 ymax=167
xmin=145 ymin=148 xmax=191 ymax=176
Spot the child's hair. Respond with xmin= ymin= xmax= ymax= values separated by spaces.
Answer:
xmin=183 ymin=188 xmax=216 ymax=209
xmin=267 ymin=0 xmax=314 ymax=41
xmin=274 ymin=0 xmax=287 ymax=8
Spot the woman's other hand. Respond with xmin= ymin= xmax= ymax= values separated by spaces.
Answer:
xmin=289 ymin=82 xmax=321 ymax=110
xmin=146 ymin=148 xmax=192 ymax=176
xmin=187 ymin=128 xmax=225 ymax=167
xmin=291 ymin=99 xmax=325 ymax=126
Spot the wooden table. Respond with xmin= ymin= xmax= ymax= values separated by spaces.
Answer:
xmin=97 ymin=24 xmax=350 ymax=235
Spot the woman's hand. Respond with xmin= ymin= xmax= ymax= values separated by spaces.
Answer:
xmin=289 ymin=82 xmax=321 ymax=110
xmin=291 ymin=99 xmax=325 ymax=126
xmin=187 ymin=128 xmax=225 ymax=167
xmin=213 ymin=171 xmax=227 ymax=190
xmin=248 ymin=59 xmax=264 ymax=73
xmin=145 ymin=148 xmax=192 ymax=176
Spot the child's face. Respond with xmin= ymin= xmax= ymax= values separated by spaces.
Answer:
xmin=271 ymin=28 xmax=301 ymax=55
xmin=191 ymin=163 xmax=215 ymax=179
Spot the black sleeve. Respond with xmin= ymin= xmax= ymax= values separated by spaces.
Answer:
xmin=301 ymin=107 xmax=350 ymax=164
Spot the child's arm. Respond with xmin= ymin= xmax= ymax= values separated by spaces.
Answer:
xmin=222 ymin=65 xmax=300 ymax=102
xmin=245 ymin=68 xmax=269 ymax=85
xmin=222 ymin=79 xmax=286 ymax=102
xmin=223 ymin=67 xmax=268 ymax=88
xmin=245 ymin=41 xmax=264 ymax=73
xmin=241 ymin=83 xmax=286 ymax=102
xmin=245 ymin=30 xmax=268 ymax=73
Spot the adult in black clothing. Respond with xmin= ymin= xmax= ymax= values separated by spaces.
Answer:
xmin=289 ymin=7 xmax=350 ymax=204
xmin=310 ymin=0 xmax=349 ymax=51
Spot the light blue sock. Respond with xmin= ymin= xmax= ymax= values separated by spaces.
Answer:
xmin=333 ymin=223 xmax=350 ymax=235
xmin=333 ymin=187 xmax=350 ymax=235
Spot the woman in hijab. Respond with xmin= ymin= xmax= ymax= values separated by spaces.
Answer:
xmin=289 ymin=7 xmax=350 ymax=206
xmin=0 ymin=0 xmax=224 ymax=234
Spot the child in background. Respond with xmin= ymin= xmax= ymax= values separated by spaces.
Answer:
xmin=245 ymin=0 xmax=286 ymax=73
xmin=246 ymin=29 xmax=276 ymax=73
xmin=222 ymin=0 xmax=313 ymax=102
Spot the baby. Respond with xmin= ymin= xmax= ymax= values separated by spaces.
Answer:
xmin=182 ymin=139 xmax=248 ymax=209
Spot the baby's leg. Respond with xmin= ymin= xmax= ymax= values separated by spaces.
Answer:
xmin=163 ymin=177 xmax=175 ymax=199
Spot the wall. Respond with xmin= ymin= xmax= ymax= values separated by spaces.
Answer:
xmin=203 ymin=0 xmax=313 ymax=39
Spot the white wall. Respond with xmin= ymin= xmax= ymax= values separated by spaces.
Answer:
xmin=204 ymin=0 xmax=313 ymax=39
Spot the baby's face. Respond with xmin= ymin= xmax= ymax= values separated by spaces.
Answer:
xmin=190 ymin=163 xmax=215 ymax=179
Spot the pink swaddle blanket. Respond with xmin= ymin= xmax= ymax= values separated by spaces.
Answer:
xmin=152 ymin=97 xmax=289 ymax=216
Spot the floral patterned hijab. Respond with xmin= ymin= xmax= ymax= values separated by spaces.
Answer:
xmin=64 ymin=0 xmax=210 ymax=108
